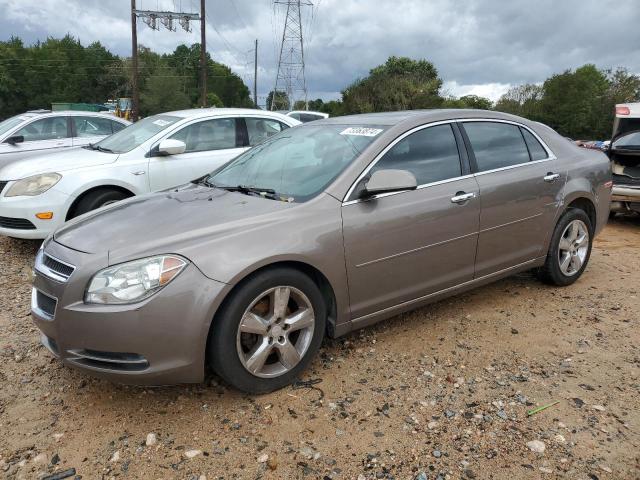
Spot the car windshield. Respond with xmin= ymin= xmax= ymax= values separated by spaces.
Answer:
xmin=613 ymin=131 xmax=640 ymax=149
xmin=94 ymin=114 xmax=181 ymax=153
xmin=207 ymin=124 xmax=386 ymax=202
xmin=0 ymin=115 xmax=29 ymax=139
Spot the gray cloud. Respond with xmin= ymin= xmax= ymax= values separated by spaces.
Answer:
xmin=1 ymin=0 xmax=639 ymax=105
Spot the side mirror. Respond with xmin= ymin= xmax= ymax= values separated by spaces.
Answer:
xmin=5 ymin=135 xmax=24 ymax=145
xmin=362 ymin=169 xmax=418 ymax=197
xmin=157 ymin=139 xmax=186 ymax=156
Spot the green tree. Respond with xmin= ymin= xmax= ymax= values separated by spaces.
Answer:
xmin=494 ymin=83 xmax=544 ymax=119
xmin=342 ymin=56 xmax=443 ymax=114
xmin=441 ymin=94 xmax=493 ymax=110
xmin=139 ymin=72 xmax=191 ymax=117
xmin=266 ymin=90 xmax=289 ymax=110
xmin=539 ymin=65 xmax=610 ymax=138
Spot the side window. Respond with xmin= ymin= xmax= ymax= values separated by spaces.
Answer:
xmin=245 ymin=118 xmax=285 ymax=146
xmin=15 ymin=117 xmax=69 ymax=142
xmin=463 ymin=122 xmax=530 ymax=172
xmin=299 ymin=113 xmax=322 ymax=123
xmin=169 ymin=118 xmax=237 ymax=153
xmin=288 ymin=113 xmax=301 ymax=121
xmin=370 ymin=124 xmax=462 ymax=185
xmin=72 ymin=117 xmax=113 ymax=137
xmin=111 ymin=121 xmax=127 ymax=133
xmin=520 ymin=128 xmax=549 ymax=161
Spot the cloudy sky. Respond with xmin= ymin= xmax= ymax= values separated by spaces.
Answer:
xmin=1 ymin=0 xmax=639 ymax=107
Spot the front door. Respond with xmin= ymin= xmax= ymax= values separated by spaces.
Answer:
xmin=460 ymin=121 xmax=565 ymax=277
xmin=4 ymin=116 xmax=72 ymax=154
xmin=148 ymin=117 xmax=247 ymax=191
xmin=342 ymin=123 xmax=480 ymax=319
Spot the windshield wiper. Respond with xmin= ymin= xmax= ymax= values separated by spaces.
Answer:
xmin=95 ymin=145 xmax=115 ymax=153
xmin=217 ymin=184 xmax=281 ymax=200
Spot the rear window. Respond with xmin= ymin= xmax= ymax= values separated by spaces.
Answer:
xmin=464 ymin=122 xmax=530 ymax=172
xmin=521 ymin=128 xmax=548 ymax=160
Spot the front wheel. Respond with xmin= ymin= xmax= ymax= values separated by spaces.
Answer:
xmin=538 ymin=209 xmax=593 ymax=286
xmin=208 ymin=268 xmax=326 ymax=394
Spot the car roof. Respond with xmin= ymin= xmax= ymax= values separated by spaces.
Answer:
xmin=161 ymin=108 xmax=294 ymax=120
xmin=14 ymin=110 xmax=130 ymax=122
xmin=288 ymin=110 xmax=327 ymax=116
xmin=315 ymin=109 xmax=528 ymax=126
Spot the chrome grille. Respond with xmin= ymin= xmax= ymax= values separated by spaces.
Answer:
xmin=35 ymin=250 xmax=76 ymax=282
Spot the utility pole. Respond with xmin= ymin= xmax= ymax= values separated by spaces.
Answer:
xmin=130 ymin=0 xmax=139 ymax=121
xmin=200 ymin=0 xmax=207 ymax=107
xmin=254 ymin=39 xmax=258 ymax=108
xmin=272 ymin=0 xmax=312 ymax=111
xmin=130 ymin=5 xmax=200 ymax=117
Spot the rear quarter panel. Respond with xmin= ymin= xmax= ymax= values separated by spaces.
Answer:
xmin=535 ymin=130 xmax=611 ymax=249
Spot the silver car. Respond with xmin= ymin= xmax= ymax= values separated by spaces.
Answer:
xmin=0 ymin=110 xmax=130 ymax=167
xmin=31 ymin=110 xmax=611 ymax=393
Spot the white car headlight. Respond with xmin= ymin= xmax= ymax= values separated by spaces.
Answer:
xmin=5 ymin=173 xmax=62 ymax=197
xmin=85 ymin=255 xmax=187 ymax=305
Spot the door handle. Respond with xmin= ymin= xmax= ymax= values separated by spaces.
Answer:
xmin=131 ymin=171 xmax=146 ymax=176
xmin=544 ymin=173 xmax=560 ymax=183
xmin=451 ymin=192 xmax=476 ymax=204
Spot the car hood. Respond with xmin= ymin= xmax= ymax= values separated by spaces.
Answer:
xmin=0 ymin=147 xmax=118 ymax=180
xmin=53 ymin=183 xmax=296 ymax=261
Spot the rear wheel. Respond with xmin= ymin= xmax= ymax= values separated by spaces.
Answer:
xmin=71 ymin=188 xmax=130 ymax=218
xmin=538 ymin=209 xmax=593 ymax=286
xmin=208 ymin=268 xmax=326 ymax=394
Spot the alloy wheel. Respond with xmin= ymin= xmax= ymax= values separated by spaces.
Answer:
xmin=236 ymin=286 xmax=315 ymax=378
xmin=557 ymin=219 xmax=589 ymax=276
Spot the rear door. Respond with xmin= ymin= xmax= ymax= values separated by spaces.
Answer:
xmin=148 ymin=117 xmax=246 ymax=191
xmin=8 ymin=116 xmax=72 ymax=153
xmin=460 ymin=120 xmax=565 ymax=277
xmin=342 ymin=122 xmax=480 ymax=319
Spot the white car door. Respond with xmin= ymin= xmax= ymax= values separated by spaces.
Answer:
xmin=147 ymin=117 xmax=247 ymax=191
xmin=71 ymin=116 xmax=124 ymax=147
xmin=3 ymin=116 xmax=72 ymax=154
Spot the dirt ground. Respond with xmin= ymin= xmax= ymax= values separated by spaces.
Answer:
xmin=0 ymin=218 xmax=638 ymax=480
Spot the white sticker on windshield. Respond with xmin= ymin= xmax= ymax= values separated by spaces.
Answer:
xmin=340 ymin=127 xmax=383 ymax=137
xmin=152 ymin=119 xmax=172 ymax=127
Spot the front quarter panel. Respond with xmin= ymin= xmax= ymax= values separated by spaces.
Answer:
xmin=166 ymin=194 xmax=350 ymax=334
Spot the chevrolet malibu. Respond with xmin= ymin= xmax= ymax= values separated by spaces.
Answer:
xmin=31 ymin=110 xmax=611 ymax=393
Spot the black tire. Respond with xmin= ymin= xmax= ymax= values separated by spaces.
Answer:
xmin=538 ymin=208 xmax=593 ymax=286
xmin=71 ymin=188 xmax=130 ymax=218
xmin=208 ymin=267 xmax=326 ymax=394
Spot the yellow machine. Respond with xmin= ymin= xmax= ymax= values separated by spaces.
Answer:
xmin=112 ymin=98 xmax=133 ymax=121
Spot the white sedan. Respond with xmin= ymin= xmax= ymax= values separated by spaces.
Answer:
xmin=0 ymin=110 xmax=130 ymax=167
xmin=0 ymin=108 xmax=300 ymax=239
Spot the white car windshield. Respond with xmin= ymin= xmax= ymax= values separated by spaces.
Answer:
xmin=0 ymin=115 xmax=29 ymax=139
xmin=207 ymin=124 xmax=386 ymax=202
xmin=94 ymin=115 xmax=181 ymax=153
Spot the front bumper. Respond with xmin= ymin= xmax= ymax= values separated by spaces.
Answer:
xmin=0 ymin=187 xmax=71 ymax=239
xmin=31 ymin=240 xmax=228 ymax=385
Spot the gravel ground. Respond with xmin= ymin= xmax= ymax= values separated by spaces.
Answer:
xmin=0 ymin=217 xmax=639 ymax=480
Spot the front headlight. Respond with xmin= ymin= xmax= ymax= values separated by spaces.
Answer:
xmin=5 ymin=173 xmax=62 ymax=197
xmin=85 ymin=255 xmax=187 ymax=305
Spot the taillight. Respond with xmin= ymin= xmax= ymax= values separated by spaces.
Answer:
xmin=616 ymin=106 xmax=630 ymax=116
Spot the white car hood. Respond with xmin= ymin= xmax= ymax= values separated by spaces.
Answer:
xmin=0 ymin=147 xmax=119 ymax=180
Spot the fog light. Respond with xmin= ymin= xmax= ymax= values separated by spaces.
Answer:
xmin=35 ymin=212 xmax=53 ymax=220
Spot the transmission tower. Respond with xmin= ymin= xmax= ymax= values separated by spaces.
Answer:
xmin=271 ymin=0 xmax=312 ymax=111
